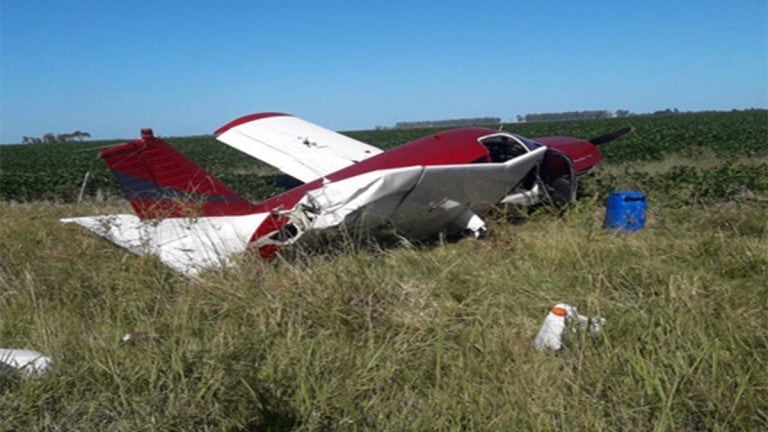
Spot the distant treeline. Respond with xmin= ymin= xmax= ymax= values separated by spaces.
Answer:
xmin=22 ymin=131 xmax=91 ymax=144
xmin=516 ymin=110 xmax=617 ymax=123
xmin=380 ymin=108 xmax=767 ymax=130
xmin=382 ymin=117 xmax=502 ymax=130
xmin=513 ymin=108 xmax=768 ymax=123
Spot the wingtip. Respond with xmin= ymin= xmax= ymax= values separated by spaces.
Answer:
xmin=214 ymin=112 xmax=291 ymax=136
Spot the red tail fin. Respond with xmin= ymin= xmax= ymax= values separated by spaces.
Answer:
xmin=101 ymin=129 xmax=258 ymax=219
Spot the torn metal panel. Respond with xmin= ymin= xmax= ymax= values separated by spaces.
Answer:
xmin=268 ymin=146 xmax=547 ymax=245
xmin=297 ymin=166 xmax=425 ymax=231
xmin=61 ymin=213 xmax=269 ymax=275
xmin=501 ymin=183 xmax=543 ymax=206
xmin=389 ymin=146 xmax=546 ymax=238
xmin=452 ymin=208 xmax=487 ymax=238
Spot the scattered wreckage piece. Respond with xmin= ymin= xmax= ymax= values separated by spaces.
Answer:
xmin=533 ymin=303 xmax=605 ymax=351
xmin=63 ymin=114 xmax=631 ymax=274
xmin=0 ymin=348 xmax=52 ymax=377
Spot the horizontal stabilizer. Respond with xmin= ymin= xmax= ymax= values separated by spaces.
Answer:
xmin=61 ymin=213 xmax=269 ymax=275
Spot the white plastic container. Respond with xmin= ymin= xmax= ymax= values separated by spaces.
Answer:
xmin=533 ymin=303 xmax=605 ymax=351
xmin=533 ymin=304 xmax=571 ymax=350
xmin=0 ymin=348 xmax=52 ymax=376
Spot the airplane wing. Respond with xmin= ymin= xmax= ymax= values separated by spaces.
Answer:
xmin=214 ymin=113 xmax=383 ymax=183
xmin=389 ymin=147 xmax=546 ymax=238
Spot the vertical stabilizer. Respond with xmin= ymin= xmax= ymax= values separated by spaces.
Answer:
xmin=101 ymin=129 xmax=257 ymax=219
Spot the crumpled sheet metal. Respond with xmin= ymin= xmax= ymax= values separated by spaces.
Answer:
xmin=283 ymin=148 xmax=547 ymax=243
xmin=296 ymin=166 xmax=424 ymax=232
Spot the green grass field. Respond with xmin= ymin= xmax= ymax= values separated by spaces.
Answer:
xmin=0 ymin=111 xmax=766 ymax=430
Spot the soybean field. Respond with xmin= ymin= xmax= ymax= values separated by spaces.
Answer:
xmin=1 ymin=110 xmax=766 ymax=204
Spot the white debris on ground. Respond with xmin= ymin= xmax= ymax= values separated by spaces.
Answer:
xmin=0 ymin=348 xmax=52 ymax=376
xmin=533 ymin=303 xmax=605 ymax=351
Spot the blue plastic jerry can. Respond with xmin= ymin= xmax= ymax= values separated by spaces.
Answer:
xmin=604 ymin=191 xmax=647 ymax=232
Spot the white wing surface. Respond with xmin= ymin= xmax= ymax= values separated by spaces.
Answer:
xmin=61 ymin=213 xmax=269 ymax=275
xmin=389 ymin=146 xmax=547 ymax=238
xmin=215 ymin=113 xmax=383 ymax=183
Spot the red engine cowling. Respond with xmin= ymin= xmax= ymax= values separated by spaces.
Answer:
xmin=534 ymin=136 xmax=602 ymax=175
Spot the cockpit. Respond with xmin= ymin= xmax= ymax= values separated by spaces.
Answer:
xmin=479 ymin=133 xmax=541 ymax=163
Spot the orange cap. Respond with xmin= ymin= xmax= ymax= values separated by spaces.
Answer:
xmin=551 ymin=306 xmax=567 ymax=317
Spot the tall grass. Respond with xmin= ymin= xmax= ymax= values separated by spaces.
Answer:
xmin=1 ymin=195 xmax=765 ymax=430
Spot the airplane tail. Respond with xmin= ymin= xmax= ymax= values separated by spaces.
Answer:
xmin=101 ymin=129 xmax=258 ymax=219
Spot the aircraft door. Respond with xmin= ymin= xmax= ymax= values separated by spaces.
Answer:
xmin=541 ymin=149 xmax=577 ymax=204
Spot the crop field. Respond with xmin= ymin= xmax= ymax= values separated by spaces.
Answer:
xmin=1 ymin=110 xmax=766 ymax=203
xmin=0 ymin=111 xmax=767 ymax=430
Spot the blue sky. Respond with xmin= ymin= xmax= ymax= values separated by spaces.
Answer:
xmin=1 ymin=0 xmax=766 ymax=143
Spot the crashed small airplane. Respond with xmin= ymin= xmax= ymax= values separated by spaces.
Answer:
xmin=63 ymin=113 xmax=630 ymax=274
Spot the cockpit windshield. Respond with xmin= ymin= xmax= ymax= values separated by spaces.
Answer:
xmin=479 ymin=133 xmax=538 ymax=163
xmin=511 ymin=133 xmax=542 ymax=150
